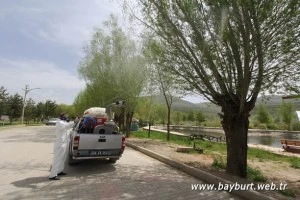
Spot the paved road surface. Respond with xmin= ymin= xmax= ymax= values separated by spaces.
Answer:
xmin=0 ymin=125 xmax=241 ymax=200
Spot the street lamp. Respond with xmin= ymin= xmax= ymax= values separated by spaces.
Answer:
xmin=21 ymin=85 xmax=41 ymax=124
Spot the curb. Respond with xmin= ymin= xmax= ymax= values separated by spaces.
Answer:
xmin=126 ymin=142 xmax=276 ymax=200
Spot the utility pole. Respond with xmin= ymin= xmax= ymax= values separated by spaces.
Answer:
xmin=21 ymin=85 xmax=40 ymax=124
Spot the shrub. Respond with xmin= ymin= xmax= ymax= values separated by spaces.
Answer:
xmin=292 ymin=122 xmax=300 ymax=131
xmin=211 ymin=155 xmax=226 ymax=169
xmin=278 ymin=189 xmax=296 ymax=198
xmin=289 ymin=157 xmax=300 ymax=169
xmin=247 ymin=166 xmax=267 ymax=182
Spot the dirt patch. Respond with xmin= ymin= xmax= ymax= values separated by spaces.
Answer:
xmin=127 ymin=138 xmax=300 ymax=200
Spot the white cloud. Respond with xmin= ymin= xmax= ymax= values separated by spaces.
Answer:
xmin=0 ymin=58 xmax=85 ymax=104
xmin=18 ymin=0 xmax=121 ymax=49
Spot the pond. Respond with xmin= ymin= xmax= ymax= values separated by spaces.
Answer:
xmin=163 ymin=126 xmax=300 ymax=148
xmin=248 ymin=133 xmax=300 ymax=148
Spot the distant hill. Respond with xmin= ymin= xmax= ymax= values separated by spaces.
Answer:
xmin=151 ymin=95 xmax=220 ymax=114
xmin=254 ymin=95 xmax=300 ymax=115
xmin=153 ymin=95 xmax=197 ymax=110
xmin=150 ymin=94 xmax=300 ymax=116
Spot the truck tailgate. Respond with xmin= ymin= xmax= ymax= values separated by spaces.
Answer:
xmin=78 ymin=134 xmax=122 ymax=150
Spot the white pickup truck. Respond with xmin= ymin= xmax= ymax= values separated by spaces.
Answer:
xmin=68 ymin=107 xmax=125 ymax=164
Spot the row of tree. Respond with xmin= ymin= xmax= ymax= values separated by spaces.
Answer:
xmin=134 ymin=98 xmax=206 ymax=125
xmin=0 ymin=86 xmax=71 ymax=123
xmin=76 ymin=0 xmax=300 ymax=178
xmin=256 ymin=102 xmax=298 ymax=131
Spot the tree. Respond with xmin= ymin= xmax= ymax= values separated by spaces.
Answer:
xmin=0 ymin=86 xmax=9 ymax=116
xmin=187 ymin=110 xmax=195 ymax=122
xmin=196 ymin=111 xmax=206 ymax=126
xmin=138 ymin=0 xmax=300 ymax=177
xmin=256 ymin=104 xmax=271 ymax=125
xmin=182 ymin=114 xmax=187 ymax=122
xmin=24 ymin=98 xmax=36 ymax=124
xmin=56 ymin=104 xmax=76 ymax=119
xmin=280 ymin=102 xmax=295 ymax=131
xmin=155 ymin=104 xmax=167 ymax=125
xmin=43 ymin=100 xmax=58 ymax=119
xmin=35 ymin=102 xmax=45 ymax=121
xmin=173 ymin=111 xmax=181 ymax=125
xmin=77 ymin=15 xmax=147 ymax=136
xmin=7 ymin=93 xmax=23 ymax=122
xmin=154 ymin=66 xmax=179 ymax=141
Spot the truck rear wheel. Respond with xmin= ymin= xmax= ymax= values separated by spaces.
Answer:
xmin=68 ymin=145 xmax=77 ymax=165
xmin=68 ymin=154 xmax=80 ymax=165
xmin=108 ymin=158 xmax=118 ymax=164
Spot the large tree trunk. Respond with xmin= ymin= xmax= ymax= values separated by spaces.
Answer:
xmin=222 ymin=105 xmax=249 ymax=178
xmin=125 ymin=111 xmax=134 ymax=138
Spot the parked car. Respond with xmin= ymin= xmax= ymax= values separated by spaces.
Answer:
xmin=46 ymin=118 xmax=58 ymax=125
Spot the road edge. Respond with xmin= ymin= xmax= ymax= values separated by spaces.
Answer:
xmin=126 ymin=142 xmax=276 ymax=200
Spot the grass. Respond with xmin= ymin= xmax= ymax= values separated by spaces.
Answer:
xmin=130 ymin=130 xmax=300 ymax=169
xmin=211 ymin=155 xmax=226 ymax=169
xmin=278 ymin=189 xmax=296 ymax=198
xmin=210 ymin=155 xmax=267 ymax=182
xmin=131 ymin=130 xmax=227 ymax=154
xmin=248 ymin=147 xmax=300 ymax=169
xmin=289 ymin=157 xmax=300 ymax=169
xmin=247 ymin=166 xmax=267 ymax=182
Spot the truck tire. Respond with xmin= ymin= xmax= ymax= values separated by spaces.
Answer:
xmin=68 ymin=154 xmax=77 ymax=165
xmin=68 ymin=145 xmax=77 ymax=165
xmin=108 ymin=158 xmax=118 ymax=164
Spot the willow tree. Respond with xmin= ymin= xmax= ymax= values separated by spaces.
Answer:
xmin=77 ymin=15 xmax=147 ymax=135
xmin=138 ymin=0 xmax=300 ymax=177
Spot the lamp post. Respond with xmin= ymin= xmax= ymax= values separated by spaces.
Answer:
xmin=21 ymin=85 xmax=40 ymax=124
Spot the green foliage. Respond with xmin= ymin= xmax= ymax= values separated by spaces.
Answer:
xmin=7 ymin=93 xmax=23 ymax=122
xmin=289 ymin=157 xmax=300 ymax=169
xmin=182 ymin=114 xmax=187 ymax=121
xmin=211 ymin=155 xmax=226 ymax=169
xmin=278 ymin=189 xmax=296 ymax=198
xmin=247 ymin=166 xmax=267 ymax=182
xmin=292 ymin=122 xmax=300 ymax=131
xmin=43 ymin=100 xmax=57 ymax=119
xmin=196 ymin=111 xmax=205 ymax=125
xmin=279 ymin=102 xmax=295 ymax=131
xmin=203 ymin=119 xmax=222 ymax=128
xmin=55 ymin=104 xmax=76 ymax=119
xmin=0 ymin=86 xmax=9 ymax=116
xmin=173 ymin=111 xmax=181 ymax=125
xmin=76 ymin=15 xmax=147 ymax=134
xmin=24 ymin=98 xmax=36 ymax=123
xmin=256 ymin=104 xmax=272 ymax=124
xmin=187 ymin=110 xmax=194 ymax=121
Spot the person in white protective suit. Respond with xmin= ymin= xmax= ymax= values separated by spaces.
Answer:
xmin=49 ymin=114 xmax=74 ymax=180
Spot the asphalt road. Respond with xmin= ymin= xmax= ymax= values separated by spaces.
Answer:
xmin=0 ymin=125 xmax=241 ymax=200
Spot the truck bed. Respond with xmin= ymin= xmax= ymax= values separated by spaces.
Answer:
xmin=69 ymin=122 xmax=125 ymax=162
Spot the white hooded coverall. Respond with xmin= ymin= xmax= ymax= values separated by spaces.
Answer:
xmin=49 ymin=120 xmax=74 ymax=178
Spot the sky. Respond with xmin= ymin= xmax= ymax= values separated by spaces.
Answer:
xmin=0 ymin=0 xmax=203 ymax=105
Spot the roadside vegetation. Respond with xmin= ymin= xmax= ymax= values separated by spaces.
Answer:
xmin=0 ymin=86 xmax=77 ymax=125
xmin=130 ymin=130 xmax=300 ymax=169
xmin=131 ymin=130 xmax=299 ymax=198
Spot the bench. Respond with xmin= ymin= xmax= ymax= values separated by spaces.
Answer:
xmin=189 ymin=134 xmax=225 ymax=142
xmin=280 ymin=139 xmax=300 ymax=154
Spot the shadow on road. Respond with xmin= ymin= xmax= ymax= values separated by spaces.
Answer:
xmin=11 ymin=160 xmax=116 ymax=190
xmin=11 ymin=176 xmax=49 ymax=189
xmin=65 ymin=159 xmax=117 ymax=177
